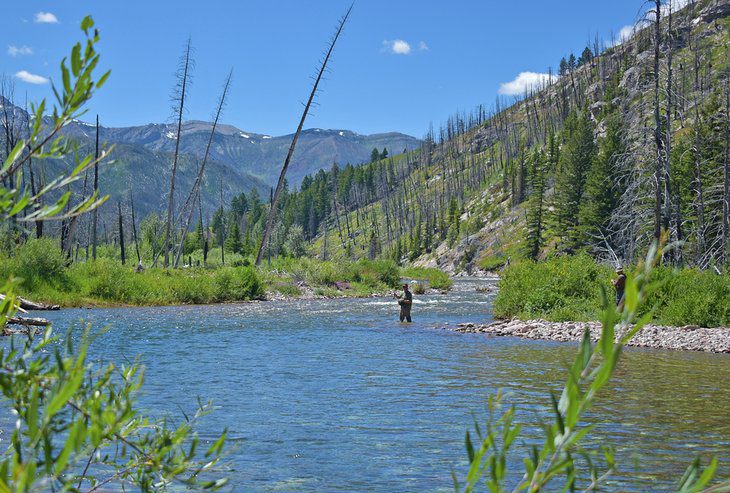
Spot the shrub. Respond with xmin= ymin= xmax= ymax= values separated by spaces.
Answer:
xmin=275 ymin=283 xmax=301 ymax=297
xmin=357 ymin=259 xmax=400 ymax=288
xmin=400 ymin=266 xmax=453 ymax=291
xmin=10 ymin=239 xmax=69 ymax=289
xmin=412 ymin=282 xmax=427 ymax=295
xmin=213 ymin=267 xmax=264 ymax=301
xmin=493 ymin=254 xmax=612 ymax=321
xmin=648 ymin=267 xmax=730 ymax=327
xmin=477 ymin=254 xmax=508 ymax=272
xmin=83 ymin=259 xmax=141 ymax=302
xmin=170 ymin=272 xmax=214 ymax=304
xmin=494 ymin=254 xmax=730 ymax=327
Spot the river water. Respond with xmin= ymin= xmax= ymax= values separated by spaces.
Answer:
xmin=35 ymin=278 xmax=730 ymax=491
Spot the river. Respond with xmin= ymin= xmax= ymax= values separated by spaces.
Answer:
xmin=35 ymin=278 xmax=730 ymax=491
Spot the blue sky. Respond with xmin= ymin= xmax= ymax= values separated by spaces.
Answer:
xmin=2 ymin=1 xmax=651 ymax=138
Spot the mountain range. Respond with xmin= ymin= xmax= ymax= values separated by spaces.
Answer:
xmin=0 ymin=99 xmax=421 ymax=218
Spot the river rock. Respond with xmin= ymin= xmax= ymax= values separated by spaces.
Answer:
xmin=436 ymin=318 xmax=730 ymax=354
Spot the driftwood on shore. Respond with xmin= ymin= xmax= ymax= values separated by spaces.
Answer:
xmin=17 ymin=297 xmax=60 ymax=311
xmin=2 ymin=316 xmax=50 ymax=336
xmin=0 ymin=294 xmax=55 ymax=336
xmin=6 ymin=316 xmax=51 ymax=327
xmin=444 ymin=319 xmax=730 ymax=353
xmin=0 ymin=294 xmax=60 ymax=311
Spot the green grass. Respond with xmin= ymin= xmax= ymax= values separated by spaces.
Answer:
xmin=400 ymin=266 xmax=453 ymax=290
xmin=0 ymin=239 xmax=451 ymax=307
xmin=494 ymin=253 xmax=730 ymax=327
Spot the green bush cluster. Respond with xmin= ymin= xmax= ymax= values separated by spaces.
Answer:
xmin=1 ymin=240 xmax=451 ymax=306
xmin=400 ymin=266 xmax=453 ymax=290
xmin=266 ymin=257 xmax=412 ymax=291
xmin=0 ymin=245 xmax=266 ymax=306
xmin=493 ymin=254 xmax=613 ymax=322
xmin=494 ymin=254 xmax=730 ymax=327
xmin=645 ymin=267 xmax=730 ymax=327
xmin=0 ymin=239 xmax=69 ymax=290
xmin=477 ymin=254 xmax=508 ymax=272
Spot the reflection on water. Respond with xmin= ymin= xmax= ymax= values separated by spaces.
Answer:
xmin=27 ymin=279 xmax=730 ymax=491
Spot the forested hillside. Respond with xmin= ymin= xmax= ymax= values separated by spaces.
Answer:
xmin=3 ymin=0 xmax=728 ymax=275
xmin=207 ymin=0 xmax=729 ymax=273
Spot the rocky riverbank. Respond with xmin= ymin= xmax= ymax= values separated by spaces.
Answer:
xmin=445 ymin=319 xmax=730 ymax=353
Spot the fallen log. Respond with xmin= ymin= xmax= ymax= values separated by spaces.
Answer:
xmin=18 ymin=297 xmax=60 ymax=311
xmin=6 ymin=316 xmax=51 ymax=327
xmin=3 ymin=316 xmax=50 ymax=336
xmin=0 ymin=294 xmax=60 ymax=311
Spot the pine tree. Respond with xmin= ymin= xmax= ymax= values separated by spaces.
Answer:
xmin=578 ymin=46 xmax=593 ymax=66
xmin=559 ymin=57 xmax=568 ymax=76
xmin=578 ymin=112 xmax=623 ymax=248
xmin=552 ymin=109 xmax=596 ymax=250
xmin=447 ymin=197 xmax=461 ymax=247
xmin=194 ymin=218 xmax=205 ymax=251
xmin=410 ymin=217 xmax=423 ymax=260
xmin=371 ymin=147 xmax=380 ymax=163
xmin=211 ymin=208 xmax=227 ymax=249
xmin=524 ymin=149 xmax=547 ymax=260
xmin=225 ymin=221 xmax=243 ymax=254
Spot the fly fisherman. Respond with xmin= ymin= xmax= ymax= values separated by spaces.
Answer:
xmin=394 ymin=283 xmax=413 ymax=322
xmin=612 ymin=267 xmax=627 ymax=310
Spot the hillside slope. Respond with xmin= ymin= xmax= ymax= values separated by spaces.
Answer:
xmin=278 ymin=0 xmax=730 ymax=274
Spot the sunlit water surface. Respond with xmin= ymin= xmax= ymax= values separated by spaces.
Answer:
xmin=27 ymin=279 xmax=730 ymax=491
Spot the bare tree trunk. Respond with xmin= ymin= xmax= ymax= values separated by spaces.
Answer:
xmin=92 ymin=115 xmax=99 ymax=259
xmin=653 ymin=0 xmax=664 ymax=243
xmin=164 ymin=38 xmax=193 ymax=268
xmin=130 ymin=192 xmax=141 ymax=264
xmin=219 ymin=178 xmax=225 ymax=266
xmin=174 ymin=70 xmax=232 ymax=267
xmin=722 ymin=75 xmax=730 ymax=267
xmin=256 ymin=5 xmax=352 ymax=265
xmin=118 ymin=201 xmax=126 ymax=265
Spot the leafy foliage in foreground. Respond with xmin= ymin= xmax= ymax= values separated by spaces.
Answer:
xmin=457 ymin=244 xmax=729 ymax=492
xmin=0 ymin=324 xmax=228 ymax=491
xmin=0 ymin=16 xmax=228 ymax=491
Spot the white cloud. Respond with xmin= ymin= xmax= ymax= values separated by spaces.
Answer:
xmin=14 ymin=70 xmax=49 ymax=85
xmin=609 ymin=0 xmax=689 ymax=47
xmin=418 ymin=41 xmax=429 ymax=51
xmin=498 ymin=72 xmax=556 ymax=96
xmin=613 ymin=24 xmax=637 ymax=45
xmin=8 ymin=45 xmax=33 ymax=57
xmin=660 ymin=0 xmax=690 ymax=16
xmin=34 ymin=12 xmax=59 ymax=24
xmin=382 ymin=39 xmax=411 ymax=55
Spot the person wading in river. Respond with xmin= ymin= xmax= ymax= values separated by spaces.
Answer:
xmin=394 ymin=283 xmax=413 ymax=322
xmin=612 ymin=267 xmax=627 ymax=311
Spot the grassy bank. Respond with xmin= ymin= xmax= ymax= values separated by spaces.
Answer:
xmin=0 ymin=239 xmax=450 ymax=307
xmin=493 ymin=254 xmax=730 ymax=328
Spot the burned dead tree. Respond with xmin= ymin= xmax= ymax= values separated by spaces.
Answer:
xmin=163 ymin=37 xmax=194 ymax=268
xmin=255 ymin=4 xmax=353 ymax=265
